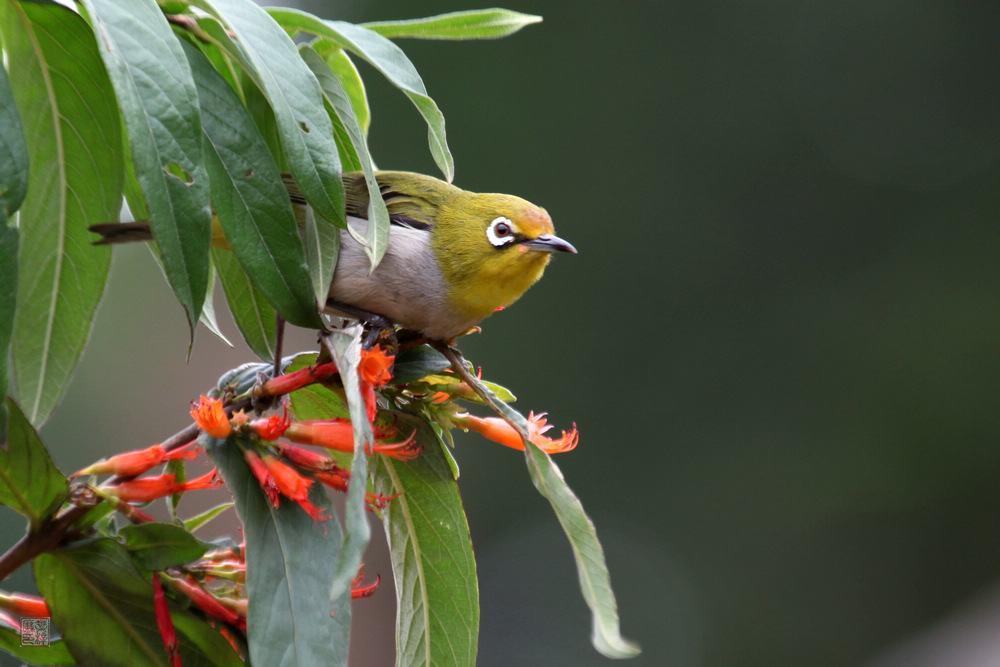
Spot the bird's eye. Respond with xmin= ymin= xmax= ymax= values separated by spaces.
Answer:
xmin=487 ymin=217 xmax=516 ymax=247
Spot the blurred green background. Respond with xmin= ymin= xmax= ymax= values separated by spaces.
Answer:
xmin=7 ymin=1 xmax=1000 ymax=665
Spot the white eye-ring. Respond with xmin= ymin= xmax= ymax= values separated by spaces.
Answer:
xmin=487 ymin=217 xmax=516 ymax=247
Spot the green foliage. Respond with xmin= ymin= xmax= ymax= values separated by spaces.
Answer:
xmin=35 ymin=539 xmax=242 ymax=666
xmin=374 ymin=423 xmax=479 ymax=667
xmin=210 ymin=432 xmax=347 ymax=666
xmin=0 ymin=0 xmax=122 ymax=426
xmin=0 ymin=400 xmax=67 ymax=530
xmin=0 ymin=2 xmax=637 ymax=665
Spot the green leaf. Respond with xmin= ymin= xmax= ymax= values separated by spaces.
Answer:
xmin=268 ymin=10 xmax=454 ymax=182
xmin=184 ymin=41 xmax=322 ymax=329
xmin=0 ymin=622 xmax=75 ymax=666
xmin=213 ymin=247 xmax=278 ymax=361
xmin=120 ymin=522 xmax=209 ymax=571
xmin=0 ymin=221 xmax=15 ymax=442
xmin=373 ymin=420 xmax=478 ymax=667
xmin=35 ymin=538 xmax=243 ymax=667
xmin=0 ymin=65 xmax=22 ymax=436
xmin=208 ymin=432 xmax=348 ymax=666
xmin=302 ymin=197 xmax=340 ymax=307
xmin=197 ymin=261 xmax=234 ymax=348
xmin=286 ymin=352 xmax=350 ymax=419
xmin=0 ymin=1 xmax=123 ymax=426
xmin=323 ymin=49 xmax=370 ymax=136
xmin=0 ymin=59 xmax=28 ymax=217
xmin=364 ymin=8 xmax=542 ymax=41
xmin=182 ymin=501 xmax=234 ymax=532
xmin=82 ymin=0 xmax=212 ymax=337
xmin=0 ymin=399 xmax=67 ymax=531
xmin=452 ymin=353 xmax=641 ymax=659
xmin=391 ymin=345 xmax=451 ymax=384
xmin=197 ymin=0 xmax=346 ymax=229
xmin=301 ymin=44 xmax=390 ymax=268
xmin=324 ymin=326 xmax=372 ymax=605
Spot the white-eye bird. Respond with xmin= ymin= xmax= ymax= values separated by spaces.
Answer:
xmin=91 ymin=171 xmax=576 ymax=340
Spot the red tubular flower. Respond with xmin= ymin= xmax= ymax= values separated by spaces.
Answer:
xmin=455 ymin=411 xmax=579 ymax=454
xmin=249 ymin=411 xmax=291 ymax=441
xmin=313 ymin=469 xmax=398 ymax=511
xmin=152 ymin=573 xmax=181 ymax=667
xmin=190 ymin=395 xmax=232 ymax=439
xmin=244 ymin=449 xmax=279 ymax=507
xmin=277 ymin=442 xmax=343 ymax=473
xmin=106 ymin=469 xmax=222 ymax=503
xmin=0 ymin=592 xmax=49 ymax=618
xmin=258 ymin=361 xmax=340 ymax=397
xmin=170 ymin=576 xmax=246 ymax=631
xmin=350 ymin=569 xmax=381 ymax=600
xmin=72 ymin=442 xmax=200 ymax=478
xmin=262 ymin=455 xmax=327 ymax=521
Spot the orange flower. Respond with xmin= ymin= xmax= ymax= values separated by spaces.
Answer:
xmin=250 ymin=411 xmax=291 ymax=441
xmin=72 ymin=442 xmax=200 ymax=478
xmin=262 ymin=455 xmax=327 ymax=521
xmin=190 ymin=395 xmax=231 ymax=438
xmin=285 ymin=420 xmax=422 ymax=460
xmin=358 ymin=345 xmax=394 ymax=386
xmin=106 ymin=469 xmax=223 ymax=503
xmin=456 ymin=411 xmax=579 ymax=454
xmin=244 ymin=449 xmax=279 ymax=507
xmin=0 ymin=592 xmax=49 ymax=618
xmin=152 ymin=574 xmax=181 ymax=667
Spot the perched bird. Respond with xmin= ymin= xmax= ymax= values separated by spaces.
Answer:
xmin=91 ymin=171 xmax=576 ymax=340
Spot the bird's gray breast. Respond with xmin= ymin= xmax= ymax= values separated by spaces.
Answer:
xmin=327 ymin=217 xmax=470 ymax=338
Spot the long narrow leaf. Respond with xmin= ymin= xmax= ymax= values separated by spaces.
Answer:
xmin=373 ymin=422 xmax=479 ymax=667
xmin=324 ymin=326 xmax=373 ymax=606
xmin=183 ymin=41 xmax=321 ymax=329
xmin=0 ymin=57 xmax=26 ymax=441
xmin=0 ymin=60 xmax=28 ymax=217
xmin=195 ymin=0 xmax=346 ymax=229
xmin=363 ymin=8 xmax=542 ymax=41
xmin=455 ymin=352 xmax=641 ymax=659
xmin=300 ymin=45 xmax=389 ymax=268
xmin=0 ymin=1 xmax=123 ymax=426
xmin=322 ymin=49 xmax=370 ymax=136
xmin=81 ymin=0 xmax=211 ymax=337
xmin=212 ymin=247 xmax=277 ymax=362
xmin=0 ymin=221 xmax=14 ymax=442
xmin=209 ymin=433 xmax=348 ymax=667
xmin=268 ymin=9 xmax=454 ymax=182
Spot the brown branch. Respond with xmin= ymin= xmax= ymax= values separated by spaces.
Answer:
xmin=0 ymin=395 xmax=254 ymax=583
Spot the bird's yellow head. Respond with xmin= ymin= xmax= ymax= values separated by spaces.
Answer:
xmin=432 ymin=189 xmax=577 ymax=325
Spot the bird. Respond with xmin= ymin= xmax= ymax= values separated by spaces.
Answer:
xmin=90 ymin=171 xmax=576 ymax=341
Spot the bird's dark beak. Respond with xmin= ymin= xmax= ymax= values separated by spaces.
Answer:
xmin=522 ymin=233 xmax=577 ymax=254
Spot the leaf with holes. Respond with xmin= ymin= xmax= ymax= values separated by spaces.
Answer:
xmin=198 ymin=0 xmax=346 ymax=230
xmin=268 ymin=9 xmax=453 ymax=183
xmin=80 ymin=0 xmax=211 ymax=337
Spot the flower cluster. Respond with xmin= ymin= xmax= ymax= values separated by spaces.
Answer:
xmin=189 ymin=346 xmax=412 ymax=519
